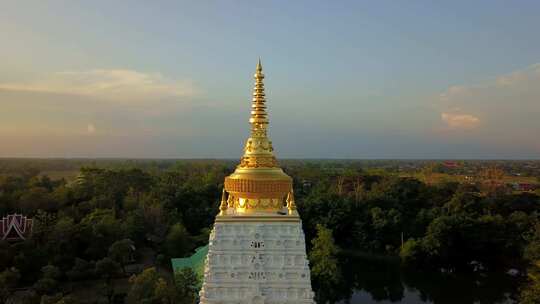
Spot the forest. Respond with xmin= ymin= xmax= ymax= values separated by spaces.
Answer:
xmin=0 ymin=159 xmax=539 ymax=304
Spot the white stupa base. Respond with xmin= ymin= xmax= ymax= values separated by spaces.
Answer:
xmin=199 ymin=215 xmax=315 ymax=304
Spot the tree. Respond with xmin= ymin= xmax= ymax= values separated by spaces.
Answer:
xmin=49 ymin=216 xmax=77 ymax=255
xmin=67 ymin=258 xmax=95 ymax=281
xmin=154 ymin=278 xmax=177 ymax=304
xmin=126 ymin=268 xmax=159 ymax=304
xmin=34 ymin=265 xmax=61 ymax=295
xmin=0 ymin=267 xmax=20 ymax=303
xmin=19 ymin=186 xmax=55 ymax=213
xmin=309 ymin=224 xmax=342 ymax=304
xmin=444 ymin=186 xmax=482 ymax=216
xmin=399 ymin=239 xmax=423 ymax=265
xmin=309 ymin=224 xmax=341 ymax=284
xmin=520 ymin=281 xmax=540 ymax=304
xmin=95 ymin=257 xmax=121 ymax=304
xmin=122 ymin=210 xmax=146 ymax=243
xmin=126 ymin=267 xmax=178 ymax=304
xmin=108 ymin=239 xmax=135 ymax=275
xmin=40 ymin=294 xmax=80 ymax=304
xmin=369 ymin=207 xmax=402 ymax=252
xmin=174 ymin=267 xmax=199 ymax=304
xmin=165 ymin=223 xmax=193 ymax=258
xmin=32 ymin=210 xmax=57 ymax=245
xmin=352 ymin=177 xmax=365 ymax=202
xmin=80 ymin=209 xmax=121 ymax=259
xmin=520 ymin=223 xmax=540 ymax=303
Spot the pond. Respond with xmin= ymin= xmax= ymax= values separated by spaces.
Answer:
xmin=315 ymin=254 xmax=524 ymax=304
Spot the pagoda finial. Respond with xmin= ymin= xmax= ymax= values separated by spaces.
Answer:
xmin=249 ymin=59 xmax=268 ymax=136
xmin=256 ymin=58 xmax=262 ymax=72
xmin=223 ymin=60 xmax=293 ymax=215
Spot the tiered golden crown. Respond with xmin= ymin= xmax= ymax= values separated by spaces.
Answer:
xmin=220 ymin=60 xmax=296 ymax=215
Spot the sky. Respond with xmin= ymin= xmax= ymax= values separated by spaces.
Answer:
xmin=1 ymin=1 xmax=540 ymax=159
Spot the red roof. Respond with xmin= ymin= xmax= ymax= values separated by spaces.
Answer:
xmin=443 ymin=161 xmax=459 ymax=168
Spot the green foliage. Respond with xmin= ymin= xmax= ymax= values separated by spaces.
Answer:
xmin=520 ymin=279 xmax=540 ymax=304
xmin=19 ymin=186 xmax=55 ymax=213
xmin=1 ymin=159 xmax=540 ymax=301
xmin=126 ymin=267 xmax=198 ymax=304
xmin=309 ymin=224 xmax=341 ymax=284
xmin=66 ymin=258 xmax=95 ymax=281
xmin=126 ymin=267 xmax=179 ymax=304
xmin=81 ymin=209 xmax=121 ymax=259
xmin=444 ymin=186 xmax=483 ymax=215
xmin=34 ymin=265 xmax=61 ymax=295
xmin=0 ymin=267 xmax=20 ymax=303
xmin=525 ymin=223 xmax=540 ymax=262
xmin=520 ymin=222 xmax=540 ymax=303
xmin=95 ymin=257 xmax=121 ymax=304
xmin=126 ymin=268 xmax=160 ymax=304
xmin=108 ymin=239 xmax=135 ymax=274
xmin=40 ymin=294 xmax=80 ymax=304
xmin=121 ymin=210 xmax=146 ymax=243
xmin=0 ymin=161 xmax=227 ymax=293
xmin=165 ymin=223 xmax=194 ymax=258
xmin=174 ymin=267 xmax=199 ymax=304
xmin=399 ymin=239 xmax=422 ymax=265
xmin=50 ymin=217 xmax=77 ymax=246
xmin=95 ymin=257 xmax=120 ymax=281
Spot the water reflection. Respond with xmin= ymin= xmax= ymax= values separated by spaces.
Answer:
xmin=315 ymin=254 xmax=522 ymax=304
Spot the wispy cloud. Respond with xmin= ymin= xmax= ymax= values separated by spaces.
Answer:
xmin=87 ymin=123 xmax=96 ymax=134
xmin=437 ymin=63 xmax=540 ymax=151
xmin=0 ymin=69 xmax=197 ymax=102
xmin=0 ymin=68 xmax=205 ymax=148
xmin=441 ymin=112 xmax=480 ymax=129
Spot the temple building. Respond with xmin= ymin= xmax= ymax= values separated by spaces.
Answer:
xmin=199 ymin=60 xmax=315 ymax=304
xmin=0 ymin=214 xmax=33 ymax=241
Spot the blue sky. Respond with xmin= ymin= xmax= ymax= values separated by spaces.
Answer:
xmin=1 ymin=1 xmax=539 ymax=158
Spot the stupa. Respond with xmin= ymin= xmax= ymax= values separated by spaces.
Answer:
xmin=199 ymin=60 xmax=315 ymax=304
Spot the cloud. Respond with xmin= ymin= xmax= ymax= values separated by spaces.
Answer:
xmin=0 ymin=69 xmax=197 ymax=102
xmin=441 ymin=112 xmax=480 ymax=129
xmin=495 ymin=63 xmax=540 ymax=86
xmin=87 ymin=123 xmax=96 ymax=134
xmin=437 ymin=63 xmax=540 ymax=152
xmin=0 ymin=68 xmax=206 ymax=150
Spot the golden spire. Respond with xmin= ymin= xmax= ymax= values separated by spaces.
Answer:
xmin=249 ymin=58 xmax=269 ymax=136
xmin=222 ymin=60 xmax=295 ymax=216
xmin=237 ymin=59 xmax=278 ymax=169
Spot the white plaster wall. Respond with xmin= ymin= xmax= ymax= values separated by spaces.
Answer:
xmin=199 ymin=221 xmax=315 ymax=304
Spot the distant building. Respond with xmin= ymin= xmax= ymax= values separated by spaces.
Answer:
xmin=443 ymin=161 xmax=459 ymax=168
xmin=512 ymin=183 xmax=537 ymax=192
xmin=0 ymin=214 xmax=33 ymax=241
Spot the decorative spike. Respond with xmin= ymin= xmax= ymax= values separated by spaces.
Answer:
xmin=219 ymin=188 xmax=228 ymax=215
xmin=287 ymin=189 xmax=297 ymax=214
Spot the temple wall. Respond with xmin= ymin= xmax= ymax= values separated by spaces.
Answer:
xmin=199 ymin=221 xmax=315 ymax=304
